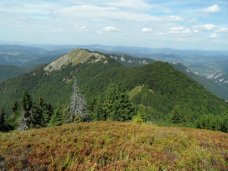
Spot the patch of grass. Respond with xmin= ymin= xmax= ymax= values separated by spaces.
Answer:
xmin=128 ymin=85 xmax=143 ymax=100
xmin=0 ymin=122 xmax=227 ymax=170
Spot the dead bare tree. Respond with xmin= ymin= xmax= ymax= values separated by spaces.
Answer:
xmin=68 ymin=80 xmax=87 ymax=122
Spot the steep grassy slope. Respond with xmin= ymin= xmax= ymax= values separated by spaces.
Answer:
xmin=0 ymin=122 xmax=227 ymax=170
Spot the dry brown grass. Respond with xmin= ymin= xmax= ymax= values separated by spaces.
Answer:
xmin=0 ymin=121 xmax=227 ymax=170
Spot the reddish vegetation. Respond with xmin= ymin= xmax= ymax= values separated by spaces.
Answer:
xmin=0 ymin=122 xmax=227 ymax=170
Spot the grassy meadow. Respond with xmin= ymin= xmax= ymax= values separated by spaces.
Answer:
xmin=0 ymin=122 xmax=227 ymax=170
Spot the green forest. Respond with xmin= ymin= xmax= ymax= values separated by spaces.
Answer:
xmin=0 ymin=50 xmax=228 ymax=132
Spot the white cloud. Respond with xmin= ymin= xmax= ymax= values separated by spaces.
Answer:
xmin=142 ymin=27 xmax=153 ymax=33
xmin=157 ymin=32 xmax=165 ymax=36
xmin=57 ymin=4 xmax=161 ymax=22
xmin=97 ymin=30 xmax=102 ymax=34
xmin=79 ymin=25 xmax=86 ymax=31
xmin=163 ymin=15 xmax=184 ymax=22
xmin=194 ymin=24 xmax=216 ymax=31
xmin=103 ymin=26 xmax=120 ymax=32
xmin=216 ymin=27 xmax=228 ymax=33
xmin=201 ymin=4 xmax=220 ymax=13
xmin=169 ymin=26 xmax=191 ymax=34
xmin=193 ymin=29 xmax=199 ymax=33
xmin=108 ymin=0 xmax=152 ymax=11
xmin=210 ymin=33 xmax=217 ymax=39
xmin=74 ymin=25 xmax=87 ymax=31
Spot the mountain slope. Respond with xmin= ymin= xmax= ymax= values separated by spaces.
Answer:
xmin=0 ymin=122 xmax=227 ymax=170
xmin=0 ymin=65 xmax=29 ymax=83
xmin=173 ymin=63 xmax=228 ymax=100
xmin=0 ymin=49 xmax=227 ymax=121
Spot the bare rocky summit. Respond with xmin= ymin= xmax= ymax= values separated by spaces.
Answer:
xmin=44 ymin=49 xmax=108 ymax=72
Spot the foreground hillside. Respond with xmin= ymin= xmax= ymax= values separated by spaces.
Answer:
xmin=0 ymin=122 xmax=227 ymax=170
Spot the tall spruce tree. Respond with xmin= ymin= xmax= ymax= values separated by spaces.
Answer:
xmin=8 ymin=102 xmax=20 ymax=128
xmin=103 ymin=83 xmax=136 ymax=121
xmin=92 ymin=96 xmax=106 ymax=121
xmin=49 ymin=108 xmax=63 ymax=126
xmin=0 ymin=109 xmax=5 ymax=126
xmin=19 ymin=92 xmax=33 ymax=130
xmin=0 ymin=109 xmax=13 ymax=132
xmin=32 ymin=97 xmax=53 ymax=127
xmin=43 ymin=104 xmax=53 ymax=126
xmin=170 ymin=105 xmax=186 ymax=124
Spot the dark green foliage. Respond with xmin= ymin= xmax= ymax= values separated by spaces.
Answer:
xmin=20 ymin=92 xmax=33 ymax=129
xmin=0 ymin=109 xmax=5 ymax=125
xmin=170 ymin=105 xmax=186 ymax=124
xmin=15 ymin=93 xmax=54 ymax=130
xmin=32 ymin=97 xmax=45 ymax=128
xmin=8 ymin=102 xmax=20 ymax=128
xmin=90 ymin=97 xmax=106 ymax=121
xmin=31 ymin=97 xmax=53 ymax=128
xmin=22 ymin=92 xmax=32 ymax=112
xmin=0 ymin=109 xmax=13 ymax=132
xmin=0 ymin=51 xmax=228 ymax=132
xmin=103 ymin=84 xmax=136 ymax=121
xmin=43 ymin=104 xmax=54 ymax=125
xmin=196 ymin=114 xmax=228 ymax=132
xmin=221 ymin=117 xmax=228 ymax=132
xmin=49 ymin=108 xmax=63 ymax=126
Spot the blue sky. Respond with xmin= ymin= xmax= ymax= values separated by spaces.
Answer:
xmin=0 ymin=0 xmax=228 ymax=50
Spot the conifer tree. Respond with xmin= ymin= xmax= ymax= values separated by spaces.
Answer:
xmin=170 ymin=105 xmax=186 ymax=124
xmin=0 ymin=109 xmax=5 ymax=126
xmin=9 ymin=102 xmax=20 ymax=128
xmin=19 ymin=92 xmax=33 ymax=130
xmin=103 ymin=83 xmax=136 ymax=121
xmin=43 ymin=104 xmax=53 ymax=125
xmin=32 ymin=97 xmax=53 ymax=127
xmin=221 ymin=117 xmax=228 ymax=133
xmin=92 ymin=97 xmax=106 ymax=120
xmin=0 ymin=109 xmax=8 ymax=132
xmin=49 ymin=108 xmax=63 ymax=126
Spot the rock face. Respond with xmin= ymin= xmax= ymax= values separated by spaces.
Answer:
xmin=44 ymin=49 xmax=108 ymax=72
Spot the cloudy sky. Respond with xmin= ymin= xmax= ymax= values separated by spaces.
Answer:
xmin=0 ymin=0 xmax=228 ymax=50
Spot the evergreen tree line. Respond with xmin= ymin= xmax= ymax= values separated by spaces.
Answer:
xmin=1 ymin=83 xmax=227 ymax=133
xmin=196 ymin=114 xmax=228 ymax=132
xmin=88 ymin=83 xmax=227 ymax=133
xmin=89 ymin=83 xmax=136 ymax=121
xmin=0 ymin=92 xmax=65 ymax=132
xmin=168 ymin=104 xmax=227 ymax=132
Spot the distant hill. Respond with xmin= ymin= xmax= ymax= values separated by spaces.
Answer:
xmin=0 ymin=65 xmax=29 ymax=83
xmin=0 ymin=45 xmax=69 ymax=67
xmin=172 ymin=63 xmax=228 ymax=100
xmin=0 ymin=122 xmax=227 ymax=170
xmin=0 ymin=49 xmax=227 ymax=125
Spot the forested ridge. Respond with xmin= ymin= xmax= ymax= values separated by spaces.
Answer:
xmin=0 ymin=49 xmax=227 ymax=132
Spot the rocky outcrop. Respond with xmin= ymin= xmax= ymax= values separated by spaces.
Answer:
xmin=44 ymin=49 xmax=108 ymax=72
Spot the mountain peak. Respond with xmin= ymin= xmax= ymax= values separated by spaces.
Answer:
xmin=44 ymin=49 xmax=108 ymax=72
